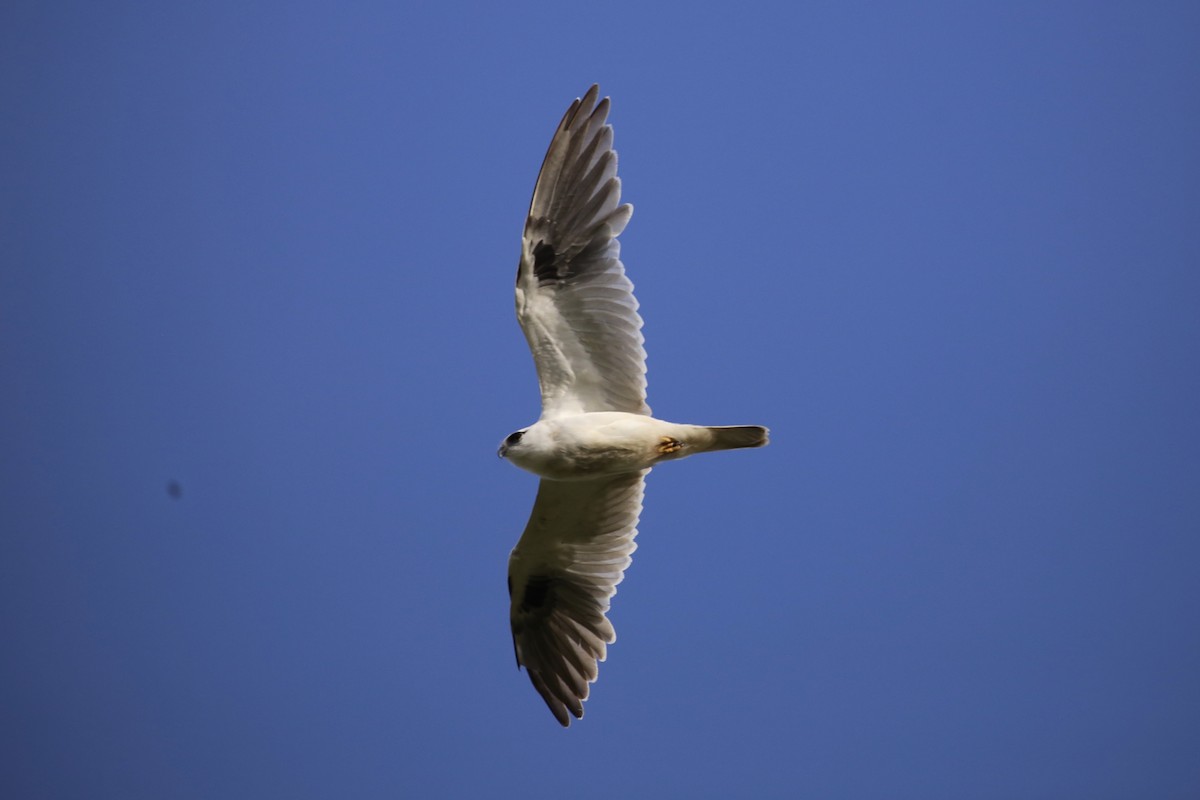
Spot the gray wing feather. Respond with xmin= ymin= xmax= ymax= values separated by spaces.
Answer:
xmin=507 ymin=471 xmax=646 ymax=726
xmin=516 ymin=85 xmax=648 ymax=418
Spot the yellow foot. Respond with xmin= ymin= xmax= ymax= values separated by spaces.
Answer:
xmin=658 ymin=436 xmax=684 ymax=455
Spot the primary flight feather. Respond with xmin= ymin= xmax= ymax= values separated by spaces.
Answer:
xmin=501 ymin=85 xmax=769 ymax=726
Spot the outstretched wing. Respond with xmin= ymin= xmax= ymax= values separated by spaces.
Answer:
xmin=516 ymin=85 xmax=649 ymax=418
xmin=507 ymin=471 xmax=646 ymax=726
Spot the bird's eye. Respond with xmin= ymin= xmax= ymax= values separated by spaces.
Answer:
xmin=505 ymin=431 xmax=525 ymax=446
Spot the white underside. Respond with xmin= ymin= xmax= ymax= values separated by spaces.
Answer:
xmin=505 ymin=412 xmax=697 ymax=480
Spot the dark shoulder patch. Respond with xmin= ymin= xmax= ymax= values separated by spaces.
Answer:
xmin=520 ymin=575 xmax=555 ymax=613
xmin=532 ymin=240 xmax=558 ymax=283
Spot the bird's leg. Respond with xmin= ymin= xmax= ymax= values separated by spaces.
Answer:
xmin=657 ymin=436 xmax=684 ymax=455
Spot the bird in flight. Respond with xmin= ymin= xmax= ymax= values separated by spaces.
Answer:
xmin=500 ymin=85 xmax=769 ymax=726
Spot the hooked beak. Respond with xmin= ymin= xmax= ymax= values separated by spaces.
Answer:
xmin=497 ymin=445 xmax=507 ymax=459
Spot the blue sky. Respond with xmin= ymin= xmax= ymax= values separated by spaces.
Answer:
xmin=3 ymin=1 xmax=1199 ymax=797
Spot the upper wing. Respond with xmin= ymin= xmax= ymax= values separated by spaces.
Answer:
xmin=507 ymin=471 xmax=646 ymax=726
xmin=516 ymin=85 xmax=649 ymax=418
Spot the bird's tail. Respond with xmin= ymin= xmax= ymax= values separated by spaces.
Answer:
xmin=695 ymin=425 xmax=770 ymax=452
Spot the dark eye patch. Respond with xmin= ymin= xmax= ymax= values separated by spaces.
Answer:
xmin=505 ymin=430 xmax=525 ymax=446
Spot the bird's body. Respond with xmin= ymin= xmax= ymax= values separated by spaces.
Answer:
xmin=501 ymin=412 xmax=767 ymax=480
xmin=500 ymin=85 xmax=768 ymax=726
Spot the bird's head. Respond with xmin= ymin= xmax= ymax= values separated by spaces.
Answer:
xmin=497 ymin=429 xmax=527 ymax=460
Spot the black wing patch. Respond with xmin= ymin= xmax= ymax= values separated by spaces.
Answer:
xmin=519 ymin=574 xmax=554 ymax=613
xmin=510 ymin=573 xmax=557 ymax=669
xmin=531 ymin=240 xmax=558 ymax=284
